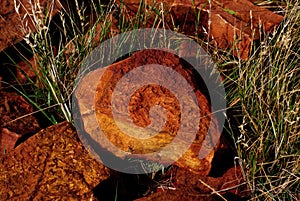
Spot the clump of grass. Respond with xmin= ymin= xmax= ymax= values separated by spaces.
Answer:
xmin=13 ymin=0 xmax=116 ymax=124
xmin=12 ymin=0 xmax=165 ymax=125
xmin=225 ymin=2 xmax=299 ymax=200
xmin=127 ymin=157 xmax=175 ymax=196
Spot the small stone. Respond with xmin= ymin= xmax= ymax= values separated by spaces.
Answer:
xmin=0 ymin=128 xmax=21 ymax=157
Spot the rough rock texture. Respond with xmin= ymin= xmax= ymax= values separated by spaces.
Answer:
xmin=0 ymin=0 xmax=62 ymax=52
xmin=135 ymin=167 xmax=248 ymax=201
xmin=118 ymin=0 xmax=283 ymax=59
xmin=0 ymin=91 xmax=40 ymax=156
xmin=0 ymin=121 xmax=110 ymax=200
xmin=75 ymin=49 xmax=220 ymax=175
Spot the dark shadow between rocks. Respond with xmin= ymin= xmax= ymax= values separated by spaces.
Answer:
xmin=208 ymin=134 xmax=235 ymax=178
xmin=93 ymin=172 xmax=151 ymax=201
xmin=222 ymin=192 xmax=250 ymax=201
xmin=0 ymin=41 xmax=33 ymax=83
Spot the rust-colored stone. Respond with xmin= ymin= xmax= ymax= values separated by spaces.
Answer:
xmin=0 ymin=121 xmax=110 ymax=200
xmin=118 ymin=0 xmax=283 ymax=59
xmin=0 ymin=128 xmax=21 ymax=156
xmin=75 ymin=49 xmax=220 ymax=175
xmin=135 ymin=166 xmax=248 ymax=201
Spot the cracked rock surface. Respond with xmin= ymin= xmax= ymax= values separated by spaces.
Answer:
xmin=0 ymin=121 xmax=110 ymax=201
xmin=75 ymin=49 xmax=220 ymax=175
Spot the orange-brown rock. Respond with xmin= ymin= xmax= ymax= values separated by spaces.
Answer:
xmin=118 ymin=0 xmax=283 ymax=59
xmin=75 ymin=49 xmax=220 ymax=175
xmin=0 ymin=121 xmax=110 ymax=200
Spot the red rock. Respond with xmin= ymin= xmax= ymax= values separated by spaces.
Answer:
xmin=75 ymin=49 xmax=220 ymax=175
xmin=135 ymin=166 xmax=248 ymax=201
xmin=16 ymin=56 xmax=38 ymax=83
xmin=118 ymin=0 xmax=283 ymax=59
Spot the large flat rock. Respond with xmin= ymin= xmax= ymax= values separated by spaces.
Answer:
xmin=0 ymin=121 xmax=110 ymax=200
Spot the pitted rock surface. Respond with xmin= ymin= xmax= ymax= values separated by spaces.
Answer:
xmin=75 ymin=49 xmax=219 ymax=175
xmin=0 ymin=121 xmax=110 ymax=200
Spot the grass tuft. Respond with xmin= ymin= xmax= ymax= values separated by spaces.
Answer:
xmin=225 ymin=2 xmax=299 ymax=200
